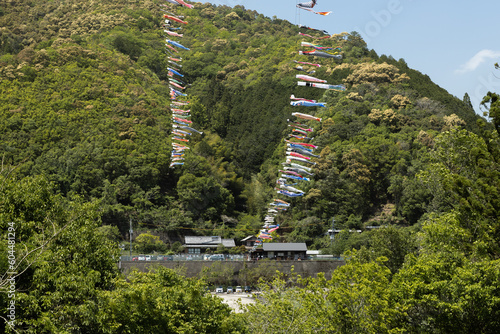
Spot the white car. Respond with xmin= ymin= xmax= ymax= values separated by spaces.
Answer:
xmin=215 ymin=286 xmax=224 ymax=293
xmin=235 ymin=286 xmax=243 ymax=293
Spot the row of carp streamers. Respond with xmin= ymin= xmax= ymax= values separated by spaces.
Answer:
xmin=253 ymin=0 xmax=346 ymax=250
xmin=161 ymin=0 xmax=204 ymax=168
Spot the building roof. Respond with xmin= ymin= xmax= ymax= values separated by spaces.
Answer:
xmin=262 ymin=243 xmax=307 ymax=252
xmin=183 ymin=236 xmax=235 ymax=248
xmin=185 ymin=236 xmax=221 ymax=245
xmin=222 ymin=239 xmax=236 ymax=248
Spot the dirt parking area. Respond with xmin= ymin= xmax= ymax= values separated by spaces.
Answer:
xmin=211 ymin=292 xmax=256 ymax=313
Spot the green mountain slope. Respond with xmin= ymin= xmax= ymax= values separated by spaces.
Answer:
xmin=0 ymin=0 xmax=493 ymax=246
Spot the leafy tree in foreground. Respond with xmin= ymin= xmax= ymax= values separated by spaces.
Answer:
xmin=393 ymin=254 xmax=500 ymax=333
xmin=387 ymin=126 xmax=500 ymax=333
xmin=0 ymin=168 xmax=245 ymax=333
xmin=418 ymin=128 xmax=500 ymax=258
xmin=242 ymin=256 xmax=399 ymax=334
xmin=0 ymin=169 xmax=120 ymax=333
xmin=391 ymin=215 xmax=500 ymax=333
xmin=97 ymin=267 xmax=246 ymax=334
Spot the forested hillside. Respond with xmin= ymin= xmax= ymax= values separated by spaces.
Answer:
xmin=0 ymin=0 xmax=490 ymax=248
xmin=2 ymin=0 xmax=500 ymax=333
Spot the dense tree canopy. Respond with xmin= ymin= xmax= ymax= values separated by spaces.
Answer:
xmin=0 ymin=0 xmax=489 ymax=245
xmin=1 ymin=0 xmax=500 ymax=331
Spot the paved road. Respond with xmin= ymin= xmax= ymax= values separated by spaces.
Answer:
xmin=211 ymin=292 xmax=256 ymax=313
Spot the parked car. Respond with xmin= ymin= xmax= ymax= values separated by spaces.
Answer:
xmin=157 ymin=255 xmax=174 ymax=261
xmin=235 ymin=286 xmax=243 ymax=293
xmin=226 ymin=286 xmax=234 ymax=294
xmin=215 ymin=286 xmax=224 ymax=293
xmin=209 ymin=254 xmax=224 ymax=261
xmin=244 ymin=286 xmax=252 ymax=293
xmin=132 ymin=256 xmax=138 ymax=261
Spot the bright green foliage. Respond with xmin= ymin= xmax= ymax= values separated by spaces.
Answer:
xmin=0 ymin=171 xmax=120 ymax=333
xmin=392 ymin=252 xmax=500 ymax=333
xmin=419 ymin=129 xmax=500 ymax=258
xmin=481 ymin=91 xmax=500 ymax=135
xmin=2 ymin=0 xmax=500 ymax=332
xmin=0 ymin=41 xmax=175 ymax=235
xmin=0 ymin=0 xmax=491 ymax=241
xmin=97 ymin=224 xmax=122 ymax=243
xmin=134 ymin=231 xmax=166 ymax=253
xmin=242 ymin=256 xmax=400 ymax=334
xmin=0 ymin=170 xmax=244 ymax=333
xmin=97 ymin=267 xmax=246 ymax=334
xmin=385 ymin=128 xmax=500 ymax=332
xmin=242 ymin=124 xmax=500 ymax=333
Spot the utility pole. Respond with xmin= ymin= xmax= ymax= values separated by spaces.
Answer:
xmin=330 ymin=217 xmax=335 ymax=247
xmin=129 ymin=218 xmax=133 ymax=257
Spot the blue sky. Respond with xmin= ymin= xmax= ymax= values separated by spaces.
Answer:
xmin=193 ymin=0 xmax=500 ymax=115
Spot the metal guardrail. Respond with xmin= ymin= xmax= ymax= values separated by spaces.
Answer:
xmin=120 ymin=254 xmax=343 ymax=262
xmin=120 ymin=254 xmax=246 ymax=262
xmin=311 ymin=255 xmax=344 ymax=261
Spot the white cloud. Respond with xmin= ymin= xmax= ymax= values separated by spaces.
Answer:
xmin=455 ymin=49 xmax=500 ymax=74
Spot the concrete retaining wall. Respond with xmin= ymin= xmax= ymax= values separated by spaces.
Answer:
xmin=119 ymin=260 xmax=345 ymax=283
